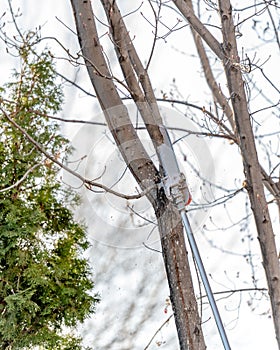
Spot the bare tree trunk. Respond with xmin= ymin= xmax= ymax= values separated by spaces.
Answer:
xmin=182 ymin=0 xmax=280 ymax=215
xmin=156 ymin=198 xmax=206 ymax=350
xmin=173 ymin=0 xmax=280 ymax=346
xmin=218 ymin=1 xmax=280 ymax=347
xmin=70 ymin=0 xmax=206 ymax=348
xmin=183 ymin=0 xmax=235 ymax=130
xmin=69 ymin=0 xmax=158 ymax=198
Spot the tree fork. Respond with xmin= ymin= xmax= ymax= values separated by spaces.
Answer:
xmin=70 ymin=0 xmax=206 ymax=348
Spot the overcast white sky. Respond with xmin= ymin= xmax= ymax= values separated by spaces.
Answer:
xmin=0 ymin=1 xmax=279 ymax=349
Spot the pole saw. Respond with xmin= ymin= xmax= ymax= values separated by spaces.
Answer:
xmin=157 ymin=125 xmax=231 ymax=350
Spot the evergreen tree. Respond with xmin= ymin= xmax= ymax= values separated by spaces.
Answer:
xmin=0 ymin=35 xmax=98 ymax=350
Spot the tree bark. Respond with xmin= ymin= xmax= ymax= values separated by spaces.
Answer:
xmin=70 ymin=0 xmax=160 ymax=211
xmin=156 ymin=197 xmax=206 ymax=350
xmin=172 ymin=0 xmax=280 ymax=345
xmin=218 ymin=1 xmax=280 ymax=347
xmin=172 ymin=0 xmax=223 ymax=59
xmin=70 ymin=1 xmax=206 ymax=348
xmin=175 ymin=0 xmax=280 ymax=216
xmin=100 ymin=0 xmax=164 ymax=148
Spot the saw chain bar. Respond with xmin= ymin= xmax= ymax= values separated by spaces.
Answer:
xmin=156 ymin=124 xmax=231 ymax=350
xmin=157 ymin=125 xmax=191 ymax=209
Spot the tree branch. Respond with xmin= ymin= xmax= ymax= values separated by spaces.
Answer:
xmin=0 ymin=163 xmax=41 ymax=193
xmin=101 ymin=0 xmax=164 ymax=149
xmin=173 ymin=0 xmax=280 ymax=211
xmin=2 ymin=108 xmax=156 ymax=200
xmin=218 ymin=1 xmax=280 ymax=346
xmin=172 ymin=0 xmax=223 ymax=59
xmin=144 ymin=314 xmax=174 ymax=350
xmin=70 ymin=0 xmax=159 ymax=201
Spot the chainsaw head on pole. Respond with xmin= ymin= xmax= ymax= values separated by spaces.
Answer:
xmin=157 ymin=125 xmax=192 ymax=210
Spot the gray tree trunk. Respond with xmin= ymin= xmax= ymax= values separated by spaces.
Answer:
xmin=218 ymin=1 xmax=280 ymax=347
xmin=172 ymin=0 xmax=280 ymax=346
xmin=70 ymin=1 xmax=206 ymax=349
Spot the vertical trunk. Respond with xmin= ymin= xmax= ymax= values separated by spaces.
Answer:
xmin=182 ymin=0 xmax=235 ymax=130
xmin=218 ymin=1 xmax=280 ymax=347
xmin=173 ymin=0 xmax=280 ymax=344
xmin=70 ymin=0 xmax=159 ymax=197
xmin=173 ymin=0 xmax=280 ymax=216
xmin=70 ymin=1 xmax=206 ymax=348
xmin=156 ymin=197 xmax=206 ymax=350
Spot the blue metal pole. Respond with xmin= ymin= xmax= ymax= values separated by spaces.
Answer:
xmin=181 ymin=210 xmax=231 ymax=350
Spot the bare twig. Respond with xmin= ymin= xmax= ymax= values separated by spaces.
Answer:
xmin=199 ymin=287 xmax=268 ymax=299
xmin=0 ymin=163 xmax=41 ymax=193
xmin=172 ymin=0 xmax=223 ymax=59
xmin=8 ymin=0 xmax=24 ymax=41
xmin=144 ymin=314 xmax=174 ymax=350
xmin=218 ymin=0 xmax=280 ymax=345
xmin=2 ymin=108 xmax=156 ymax=200
xmin=265 ymin=2 xmax=280 ymax=52
xmin=155 ymin=97 xmax=236 ymax=139
xmin=145 ymin=0 xmax=161 ymax=70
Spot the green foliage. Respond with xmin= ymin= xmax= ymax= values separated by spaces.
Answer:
xmin=0 ymin=35 xmax=98 ymax=350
